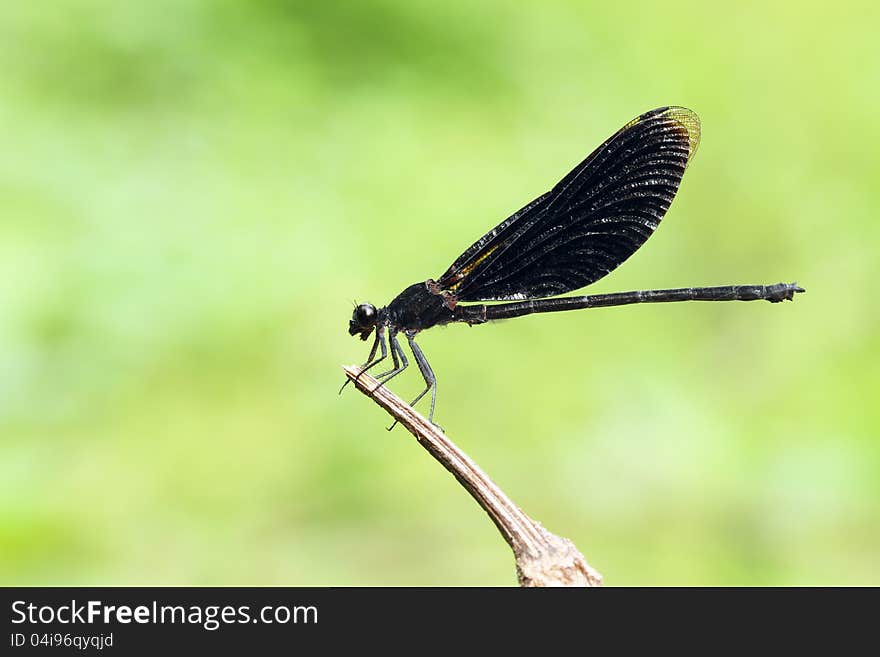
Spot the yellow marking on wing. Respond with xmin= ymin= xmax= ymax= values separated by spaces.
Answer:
xmin=448 ymin=242 xmax=502 ymax=290
xmin=662 ymin=106 xmax=701 ymax=161
xmin=623 ymin=107 xmax=701 ymax=162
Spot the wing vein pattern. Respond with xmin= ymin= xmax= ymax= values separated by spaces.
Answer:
xmin=436 ymin=106 xmax=701 ymax=302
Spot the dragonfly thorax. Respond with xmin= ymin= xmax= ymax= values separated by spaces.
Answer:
xmin=386 ymin=282 xmax=456 ymax=332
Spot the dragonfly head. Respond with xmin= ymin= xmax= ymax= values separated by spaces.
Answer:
xmin=349 ymin=303 xmax=377 ymax=341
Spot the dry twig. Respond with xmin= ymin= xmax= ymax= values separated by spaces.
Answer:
xmin=343 ymin=365 xmax=603 ymax=587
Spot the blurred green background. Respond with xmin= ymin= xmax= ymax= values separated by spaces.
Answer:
xmin=2 ymin=0 xmax=878 ymax=586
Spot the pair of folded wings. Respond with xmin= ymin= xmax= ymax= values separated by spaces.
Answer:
xmin=436 ymin=106 xmax=701 ymax=302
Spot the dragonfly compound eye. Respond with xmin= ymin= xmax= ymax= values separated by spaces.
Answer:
xmin=349 ymin=303 xmax=377 ymax=339
xmin=354 ymin=303 xmax=377 ymax=327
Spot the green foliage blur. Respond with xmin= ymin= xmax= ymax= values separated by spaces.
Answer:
xmin=2 ymin=0 xmax=878 ymax=586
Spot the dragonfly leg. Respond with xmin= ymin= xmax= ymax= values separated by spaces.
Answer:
xmin=388 ymin=332 xmax=440 ymax=431
xmin=407 ymin=333 xmax=437 ymax=422
xmin=374 ymin=329 xmax=408 ymax=384
xmin=339 ymin=327 xmax=387 ymax=394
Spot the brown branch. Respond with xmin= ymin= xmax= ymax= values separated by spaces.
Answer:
xmin=343 ymin=365 xmax=603 ymax=587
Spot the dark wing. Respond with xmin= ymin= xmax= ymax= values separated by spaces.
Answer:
xmin=435 ymin=106 xmax=701 ymax=301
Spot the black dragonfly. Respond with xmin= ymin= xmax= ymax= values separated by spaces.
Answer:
xmin=344 ymin=107 xmax=804 ymax=425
